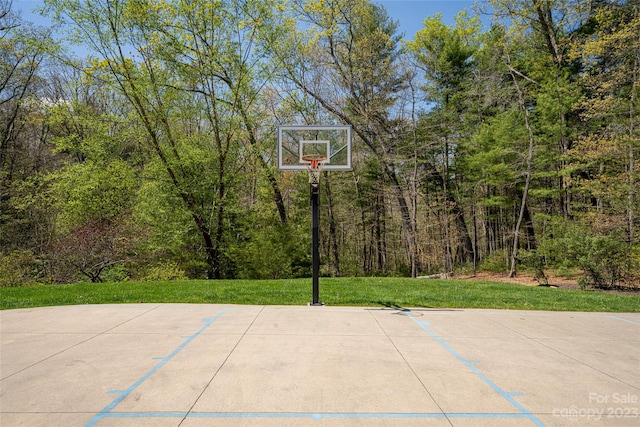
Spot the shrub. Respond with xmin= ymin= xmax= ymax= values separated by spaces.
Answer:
xmin=140 ymin=261 xmax=187 ymax=281
xmin=0 ymin=250 xmax=43 ymax=287
xmin=51 ymin=218 xmax=147 ymax=283
xmin=566 ymin=234 xmax=629 ymax=289
xmin=229 ymin=222 xmax=310 ymax=280
xmin=479 ymin=250 xmax=509 ymax=273
xmin=518 ymin=250 xmax=548 ymax=285
xmin=101 ymin=265 xmax=130 ymax=282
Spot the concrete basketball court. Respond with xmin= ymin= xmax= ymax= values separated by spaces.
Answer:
xmin=1 ymin=304 xmax=638 ymax=426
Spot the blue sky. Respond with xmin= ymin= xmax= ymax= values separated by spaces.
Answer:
xmin=15 ymin=0 xmax=480 ymax=42
xmin=376 ymin=0 xmax=478 ymax=39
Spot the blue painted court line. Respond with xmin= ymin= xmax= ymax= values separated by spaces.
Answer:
xmin=406 ymin=312 xmax=546 ymax=427
xmin=97 ymin=411 xmax=535 ymax=420
xmin=185 ymin=412 xmax=532 ymax=420
xmin=608 ymin=315 xmax=640 ymax=325
xmin=85 ymin=307 xmax=547 ymax=426
xmin=85 ymin=308 xmax=228 ymax=427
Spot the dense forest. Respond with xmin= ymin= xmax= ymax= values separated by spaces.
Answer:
xmin=1 ymin=0 xmax=638 ymax=289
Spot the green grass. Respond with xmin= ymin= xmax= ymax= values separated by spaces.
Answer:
xmin=1 ymin=277 xmax=638 ymax=312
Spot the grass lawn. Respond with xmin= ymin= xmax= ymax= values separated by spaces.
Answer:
xmin=1 ymin=277 xmax=638 ymax=312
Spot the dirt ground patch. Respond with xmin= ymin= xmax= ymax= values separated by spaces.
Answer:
xmin=464 ymin=271 xmax=577 ymax=287
xmin=458 ymin=271 xmax=640 ymax=295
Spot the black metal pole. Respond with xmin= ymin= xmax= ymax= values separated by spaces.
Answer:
xmin=310 ymin=183 xmax=322 ymax=305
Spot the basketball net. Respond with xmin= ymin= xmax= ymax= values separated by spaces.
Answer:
xmin=302 ymin=154 xmax=326 ymax=187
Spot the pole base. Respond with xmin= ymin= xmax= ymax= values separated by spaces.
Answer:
xmin=308 ymin=302 xmax=325 ymax=306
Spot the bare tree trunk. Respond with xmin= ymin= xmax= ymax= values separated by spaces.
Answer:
xmin=628 ymin=44 xmax=638 ymax=250
xmin=508 ymin=63 xmax=536 ymax=278
xmin=443 ymin=141 xmax=453 ymax=273
xmin=386 ymin=167 xmax=418 ymax=277
xmin=240 ymin=107 xmax=287 ymax=224
xmin=409 ymin=79 xmax=421 ymax=275
xmin=471 ymin=190 xmax=478 ymax=274
xmin=533 ymin=0 xmax=562 ymax=65
xmin=375 ymin=193 xmax=387 ymax=272
xmin=324 ymin=172 xmax=340 ymax=276
xmin=354 ymin=176 xmax=369 ymax=274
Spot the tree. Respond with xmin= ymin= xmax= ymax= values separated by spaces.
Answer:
xmin=52 ymin=217 xmax=145 ymax=282
xmin=269 ymin=0 xmax=425 ymax=276
xmin=565 ymin=0 xmax=639 ymax=286
xmin=506 ymin=52 xmax=537 ymax=277
xmin=485 ymin=0 xmax=591 ymax=66
xmin=408 ymin=11 xmax=480 ymax=269
xmin=486 ymin=0 xmax=591 ymax=217
xmin=44 ymin=0 xmax=286 ymax=278
xmin=1 ymin=1 xmax=50 ymax=173
xmin=1 ymin=0 xmax=58 ymax=255
xmin=0 ymin=0 xmax=631 ymax=285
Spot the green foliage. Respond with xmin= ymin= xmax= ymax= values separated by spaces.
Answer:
xmin=408 ymin=11 xmax=481 ymax=107
xmin=465 ymin=110 xmax=525 ymax=188
xmin=133 ymin=176 xmax=193 ymax=260
xmin=1 ymin=173 xmax=57 ymax=254
xmin=517 ymin=249 xmax=548 ymax=285
xmin=100 ymin=265 xmax=130 ymax=283
xmin=1 ymin=0 xmax=637 ymax=286
xmin=0 ymin=250 xmax=44 ymax=287
xmin=230 ymin=223 xmax=310 ymax=279
xmin=228 ymin=191 xmax=311 ymax=279
xmin=139 ymin=261 xmax=187 ymax=282
xmin=568 ymin=235 xmax=630 ymax=290
xmin=479 ymin=250 xmax=509 ymax=273
xmin=534 ymin=74 xmax=582 ymax=139
xmin=0 ymin=5 xmax=61 ymax=255
xmin=51 ymin=159 xmax=138 ymax=231
xmin=543 ymin=221 xmax=637 ymax=290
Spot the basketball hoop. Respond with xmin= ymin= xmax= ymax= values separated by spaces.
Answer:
xmin=276 ymin=125 xmax=352 ymax=306
xmin=302 ymin=154 xmax=326 ymax=186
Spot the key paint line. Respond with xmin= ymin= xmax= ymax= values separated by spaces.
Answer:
xmin=98 ymin=411 xmax=534 ymax=420
xmin=406 ymin=312 xmax=546 ymax=427
xmin=608 ymin=316 xmax=640 ymax=325
xmin=84 ymin=308 xmax=228 ymax=427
